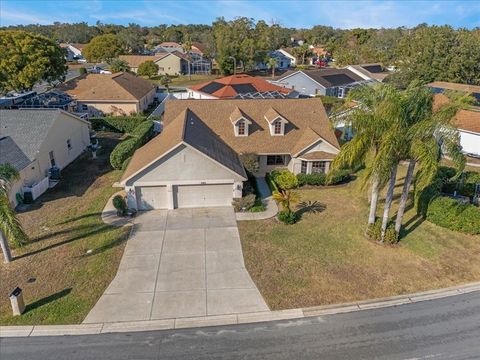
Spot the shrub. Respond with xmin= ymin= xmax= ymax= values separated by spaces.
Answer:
xmin=277 ymin=210 xmax=298 ymax=224
xmin=265 ymin=172 xmax=279 ymax=193
xmin=112 ymin=195 xmax=127 ymax=216
xmin=297 ymin=173 xmax=326 ymax=186
xmin=79 ymin=67 xmax=87 ymax=75
xmin=240 ymin=153 xmax=259 ymax=175
xmin=274 ymin=170 xmax=298 ymax=190
xmin=328 ymin=169 xmax=351 ymax=185
xmin=109 ymin=121 xmax=154 ymax=169
xmin=366 ymin=220 xmax=399 ymax=244
xmin=89 ymin=116 xmax=147 ymax=133
xmin=232 ymin=194 xmax=256 ymax=212
xmin=249 ymin=203 xmax=266 ymax=212
xmin=426 ymin=196 xmax=480 ymax=235
xmin=138 ymin=60 xmax=159 ymax=78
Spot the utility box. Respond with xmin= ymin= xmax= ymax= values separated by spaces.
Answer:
xmin=9 ymin=287 xmax=25 ymax=316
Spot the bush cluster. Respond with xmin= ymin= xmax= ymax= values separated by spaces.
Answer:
xmin=265 ymin=172 xmax=279 ymax=193
xmin=366 ymin=220 xmax=399 ymax=244
xmin=232 ymin=194 xmax=256 ymax=212
xmin=296 ymin=169 xmax=351 ymax=187
xmin=277 ymin=210 xmax=298 ymax=224
xmin=110 ymin=121 xmax=153 ymax=169
xmin=112 ymin=195 xmax=127 ymax=216
xmin=426 ymin=196 xmax=480 ymax=235
xmin=89 ymin=116 xmax=147 ymax=133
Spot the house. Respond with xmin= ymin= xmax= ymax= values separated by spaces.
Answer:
xmin=60 ymin=43 xmax=87 ymax=61
xmin=427 ymin=81 xmax=480 ymax=105
xmin=346 ymin=63 xmax=390 ymax=82
xmin=433 ymin=93 xmax=480 ymax=156
xmin=0 ymin=109 xmax=91 ymax=206
xmin=270 ymin=68 xmax=369 ymax=97
xmin=255 ymin=50 xmax=294 ymax=71
xmin=60 ymin=72 xmax=156 ymax=116
xmin=119 ymin=51 xmax=192 ymax=76
xmin=119 ymin=98 xmax=339 ymax=210
xmin=277 ymin=48 xmax=298 ymax=67
xmin=186 ymin=74 xmax=295 ymax=99
xmin=191 ymin=42 xmax=208 ymax=56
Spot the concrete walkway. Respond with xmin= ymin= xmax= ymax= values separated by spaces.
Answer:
xmin=84 ymin=207 xmax=268 ymax=324
xmin=101 ymin=191 xmax=134 ymax=227
xmin=236 ymin=177 xmax=278 ymax=221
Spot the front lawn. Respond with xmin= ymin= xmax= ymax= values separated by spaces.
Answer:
xmin=150 ymin=74 xmax=220 ymax=87
xmin=0 ymin=133 xmax=130 ymax=325
xmin=238 ymin=165 xmax=480 ymax=310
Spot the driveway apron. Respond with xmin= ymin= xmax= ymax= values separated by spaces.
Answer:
xmin=83 ymin=207 xmax=268 ymax=323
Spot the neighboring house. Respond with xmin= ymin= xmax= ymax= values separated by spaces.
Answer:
xmin=120 ymin=51 xmax=192 ymax=76
xmin=0 ymin=109 xmax=91 ymax=206
xmin=433 ymin=93 xmax=480 ymax=156
xmin=186 ymin=74 xmax=295 ymax=99
xmin=60 ymin=43 xmax=86 ymax=61
xmin=60 ymin=72 xmax=156 ymax=116
xmin=277 ymin=48 xmax=298 ymax=67
xmin=346 ymin=63 xmax=390 ymax=82
xmin=271 ymin=68 xmax=369 ymax=97
xmin=0 ymin=90 xmax=75 ymax=111
xmin=191 ymin=42 xmax=207 ymax=56
xmin=255 ymin=50 xmax=294 ymax=71
xmin=427 ymin=81 xmax=480 ymax=105
xmin=119 ymin=98 xmax=339 ymax=210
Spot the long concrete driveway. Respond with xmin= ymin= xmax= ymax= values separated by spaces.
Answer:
xmin=84 ymin=207 xmax=268 ymax=323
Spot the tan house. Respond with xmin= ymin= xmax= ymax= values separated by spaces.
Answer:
xmin=119 ymin=98 xmax=339 ymax=210
xmin=61 ymin=72 xmax=156 ymax=116
xmin=119 ymin=52 xmax=192 ymax=76
xmin=0 ymin=109 xmax=91 ymax=206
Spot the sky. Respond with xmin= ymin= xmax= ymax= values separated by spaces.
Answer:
xmin=1 ymin=0 xmax=479 ymax=29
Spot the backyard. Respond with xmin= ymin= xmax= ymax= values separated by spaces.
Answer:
xmin=238 ymin=165 xmax=480 ymax=310
xmin=150 ymin=73 xmax=220 ymax=88
xmin=0 ymin=132 xmax=130 ymax=325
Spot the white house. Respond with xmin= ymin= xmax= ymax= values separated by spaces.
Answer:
xmin=0 ymin=109 xmax=91 ymax=206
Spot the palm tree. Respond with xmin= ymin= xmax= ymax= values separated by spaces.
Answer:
xmin=0 ymin=164 xmax=28 ymax=263
xmin=267 ymin=57 xmax=278 ymax=78
xmin=272 ymin=189 xmax=300 ymax=215
xmin=330 ymin=84 xmax=402 ymax=228
xmin=393 ymin=86 xmax=471 ymax=235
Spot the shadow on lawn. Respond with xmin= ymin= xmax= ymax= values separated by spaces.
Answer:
xmin=15 ymin=225 xmax=115 ymax=261
xmin=296 ymin=200 xmax=327 ymax=220
xmin=24 ymin=288 xmax=72 ymax=314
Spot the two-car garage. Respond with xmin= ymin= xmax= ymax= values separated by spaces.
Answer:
xmin=135 ymin=183 xmax=234 ymax=210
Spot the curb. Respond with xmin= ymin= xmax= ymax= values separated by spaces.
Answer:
xmin=1 ymin=282 xmax=479 ymax=338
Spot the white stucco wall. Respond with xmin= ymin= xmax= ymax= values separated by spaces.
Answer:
xmin=273 ymin=72 xmax=324 ymax=96
xmin=460 ymin=131 xmax=480 ymax=155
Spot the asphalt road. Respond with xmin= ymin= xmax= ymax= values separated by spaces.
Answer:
xmin=1 ymin=291 xmax=480 ymax=360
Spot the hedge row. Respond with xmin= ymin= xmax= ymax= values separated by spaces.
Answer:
xmin=110 ymin=120 xmax=154 ymax=169
xmin=89 ymin=116 xmax=147 ymax=133
xmin=426 ymin=196 xmax=480 ymax=235
xmin=296 ymin=169 xmax=351 ymax=186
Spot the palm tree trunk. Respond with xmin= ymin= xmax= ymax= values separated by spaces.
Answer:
xmin=381 ymin=165 xmax=398 ymax=242
xmin=368 ymin=177 xmax=380 ymax=225
xmin=0 ymin=230 xmax=12 ymax=263
xmin=395 ymin=160 xmax=416 ymax=234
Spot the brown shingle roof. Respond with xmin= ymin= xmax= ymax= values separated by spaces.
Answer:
xmin=60 ymin=72 xmax=155 ymax=101
xmin=428 ymin=81 xmax=480 ymax=93
xmin=163 ymin=98 xmax=339 ymax=155
xmin=433 ymin=94 xmax=480 ymax=133
xmin=119 ymin=54 xmax=168 ymax=68
xmin=121 ymin=109 xmax=246 ymax=183
xmin=298 ymin=151 xmax=336 ymax=160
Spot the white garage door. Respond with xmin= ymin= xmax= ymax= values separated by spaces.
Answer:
xmin=175 ymin=184 xmax=232 ymax=208
xmin=136 ymin=186 xmax=168 ymax=210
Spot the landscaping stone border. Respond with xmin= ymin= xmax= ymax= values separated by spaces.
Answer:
xmin=2 ymin=281 xmax=479 ymax=338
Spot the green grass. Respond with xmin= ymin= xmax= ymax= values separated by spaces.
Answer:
xmin=0 ymin=134 xmax=130 ymax=325
xmin=238 ymin=165 xmax=480 ymax=310
xmin=150 ymin=74 xmax=220 ymax=87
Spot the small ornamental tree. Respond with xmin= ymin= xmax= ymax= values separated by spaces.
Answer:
xmin=272 ymin=170 xmax=300 ymax=219
xmin=159 ymin=74 xmax=172 ymax=92
xmin=109 ymin=59 xmax=130 ymax=73
xmin=137 ymin=60 xmax=159 ymax=78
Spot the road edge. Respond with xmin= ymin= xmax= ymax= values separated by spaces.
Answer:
xmin=1 ymin=281 xmax=479 ymax=338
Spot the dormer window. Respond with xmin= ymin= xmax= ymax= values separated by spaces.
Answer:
xmin=238 ymin=120 xmax=246 ymax=136
xmin=264 ymin=107 xmax=288 ymax=136
xmin=273 ymin=120 xmax=282 ymax=135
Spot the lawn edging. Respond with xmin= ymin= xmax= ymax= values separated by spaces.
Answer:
xmin=2 ymin=281 xmax=479 ymax=338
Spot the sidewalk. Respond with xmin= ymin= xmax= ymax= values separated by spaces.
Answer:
xmin=236 ymin=177 xmax=278 ymax=221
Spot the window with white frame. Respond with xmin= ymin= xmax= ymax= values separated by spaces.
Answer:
xmin=301 ymin=161 xmax=308 ymax=174
xmin=266 ymin=155 xmax=285 ymax=165
xmin=312 ymin=161 xmax=326 ymax=174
